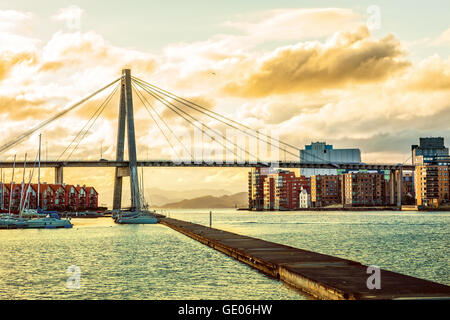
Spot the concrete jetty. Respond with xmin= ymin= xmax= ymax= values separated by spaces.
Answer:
xmin=159 ymin=217 xmax=450 ymax=300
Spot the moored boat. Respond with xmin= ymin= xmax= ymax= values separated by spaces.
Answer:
xmin=25 ymin=213 xmax=73 ymax=229
xmin=112 ymin=165 xmax=158 ymax=225
xmin=0 ymin=215 xmax=27 ymax=229
xmin=114 ymin=211 xmax=158 ymax=224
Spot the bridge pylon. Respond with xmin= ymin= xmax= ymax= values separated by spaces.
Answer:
xmin=113 ymin=69 xmax=140 ymax=210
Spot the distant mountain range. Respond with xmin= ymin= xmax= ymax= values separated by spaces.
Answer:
xmin=157 ymin=192 xmax=248 ymax=209
xmin=145 ymin=187 xmax=235 ymax=207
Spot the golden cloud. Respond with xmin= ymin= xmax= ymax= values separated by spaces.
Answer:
xmin=0 ymin=94 xmax=48 ymax=120
xmin=39 ymin=31 xmax=157 ymax=78
xmin=405 ymin=55 xmax=450 ymax=91
xmin=224 ymin=8 xmax=362 ymax=41
xmin=222 ymin=26 xmax=410 ymax=97
xmin=0 ymin=51 xmax=36 ymax=80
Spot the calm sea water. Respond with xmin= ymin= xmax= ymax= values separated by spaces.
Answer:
xmin=0 ymin=209 xmax=448 ymax=299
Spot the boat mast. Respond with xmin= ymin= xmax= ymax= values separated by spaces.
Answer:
xmin=19 ymin=153 xmax=27 ymax=217
xmin=140 ymin=166 xmax=143 ymax=208
xmin=22 ymin=153 xmax=38 ymax=213
xmin=8 ymin=155 xmax=16 ymax=215
xmin=1 ymin=168 xmax=3 ymax=210
xmin=141 ymin=166 xmax=147 ymax=209
xmin=37 ymin=134 xmax=41 ymax=211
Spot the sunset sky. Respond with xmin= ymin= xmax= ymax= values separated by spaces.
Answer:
xmin=1 ymin=1 xmax=449 ymax=207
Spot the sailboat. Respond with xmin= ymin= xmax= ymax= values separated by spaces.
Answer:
xmin=114 ymin=166 xmax=157 ymax=224
xmin=23 ymin=134 xmax=73 ymax=229
xmin=0 ymin=155 xmax=28 ymax=228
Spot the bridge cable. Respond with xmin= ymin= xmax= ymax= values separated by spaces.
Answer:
xmin=57 ymin=83 xmax=120 ymax=161
xmin=132 ymin=77 xmax=331 ymax=164
xmin=66 ymin=83 xmax=119 ymax=161
xmin=131 ymin=82 xmax=187 ymax=161
xmin=133 ymin=79 xmax=260 ymax=163
xmin=0 ymin=78 xmax=120 ymax=156
xmin=131 ymin=76 xmax=300 ymax=150
xmin=133 ymin=78 xmax=264 ymax=162
xmin=133 ymin=78 xmax=297 ymax=161
xmin=134 ymin=80 xmax=246 ymax=163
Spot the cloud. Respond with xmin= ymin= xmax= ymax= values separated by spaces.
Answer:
xmin=239 ymin=99 xmax=324 ymax=125
xmin=39 ymin=31 xmax=157 ymax=79
xmin=157 ymin=95 xmax=216 ymax=120
xmin=224 ymin=8 xmax=363 ymax=42
xmin=157 ymin=9 xmax=364 ymax=94
xmin=0 ymin=94 xmax=46 ymax=120
xmin=0 ymin=10 xmax=38 ymax=76
xmin=52 ymin=5 xmax=84 ymax=30
xmin=326 ymin=107 xmax=450 ymax=163
xmin=0 ymin=28 xmax=157 ymax=126
xmin=269 ymin=87 xmax=450 ymax=155
xmin=405 ymin=55 xmax=450 ymax=91
xmin=0 ymin=10 xmax=33 ymax=34
xmin=432 ymin=27 xmax=450 ymax=46
xmin=0 ymin=51 xmax=36 ymax=80
xmin=222 ymin=26 xmax=410 ymax=97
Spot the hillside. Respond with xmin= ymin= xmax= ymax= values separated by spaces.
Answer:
xmin=158 ymin=192 xmax=248 ymax=209
xmin=146 ymin=187 xmax=232 ymax=207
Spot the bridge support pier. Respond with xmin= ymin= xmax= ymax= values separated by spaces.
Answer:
xmin=124 ymin=69 xmax=140 ymax=210
xmin=389 ymin=169 xmax=403 ymax=208
xmin=55 ymin=166 xmax=63 ymax=184
xmin=112 ymin=69 xmax=140 ymax=210
xmin=390 ymin=170 xmax=395 ymax=205
xmin=113 ymin=70 xmax=127 ymax=210
xmin=397 ymin=167 xmax=403 ymax=208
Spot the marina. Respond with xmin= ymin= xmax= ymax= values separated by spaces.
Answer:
xmin=0 ymin=212 xmax=73 ymax=229
xmin=0 ymin=210 xmax=448 ymax=300
xmin=0 ymin=135 xmax=73 ymax=230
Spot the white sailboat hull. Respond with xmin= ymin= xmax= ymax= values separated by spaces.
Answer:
xmin=116 ymin=215 xmax=158 ymax=224
xmin=25 ymin=217 xmax=73 ymax=229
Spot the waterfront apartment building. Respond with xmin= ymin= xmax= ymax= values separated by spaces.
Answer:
xmin=402 ymin=174 xmax=415 ymax=204
xmin=310 ymin=175 xmax=342 ymax=207
xmin=410 ymin=137 xmax=450 ymax=207
xmin=411 ymin=137 xmax=449 ymax=165
xmin=0 ymin=183 xmax=99 ymax=212
xmin=299 ymin=189 xmax=311 ymax=208
xmin=300 ymin=142 xmax=361 ymax=177
xmin=248 ymin=167 xmax=267 ymax=210
xmin=249 ymin=168 xmax=310 ymax=210
xmin=415 ymin=165 xmax=450 ymax=207
xmin=263 ymin=177 xmax=275 ymax=210
xmin=341 ymin=172 xmax=390 ymax=207
xmin=273 ymin=171 xmax=299 ymax=210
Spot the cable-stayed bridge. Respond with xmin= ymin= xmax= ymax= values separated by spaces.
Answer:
xmin=0 ymin=69 xmax=413 ymax=209
xmin=0 ymin=160 xmax=414 ymax=170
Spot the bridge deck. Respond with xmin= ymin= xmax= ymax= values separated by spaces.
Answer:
xmin=159 ymin=217 xmax=450 ymax=300
xmin=0 ymin=160 xmax=415 ymax=170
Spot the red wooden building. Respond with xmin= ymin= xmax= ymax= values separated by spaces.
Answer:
xmin=0 ymin=182 xmax=99 ymax=212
